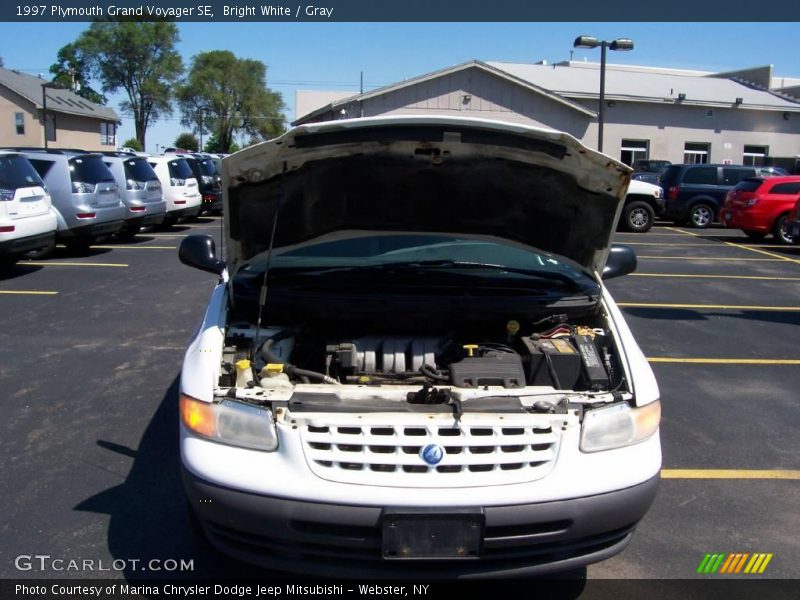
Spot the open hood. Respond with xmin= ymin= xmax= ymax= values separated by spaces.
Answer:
xmin=223 ymin=116 xmax=631 ymax=277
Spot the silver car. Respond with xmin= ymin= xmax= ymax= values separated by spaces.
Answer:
xmin=101 ymin=152 xmax=166 ymax=238
xmin=17 ymin=149 xmax=126 ymax=251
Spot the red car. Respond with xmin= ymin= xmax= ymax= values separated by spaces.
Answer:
xmin=720 ymin=176 xmax=800 ymax=244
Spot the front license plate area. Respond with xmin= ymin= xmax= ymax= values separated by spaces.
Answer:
xmin=381 ymin=508 xmax=484 ymax=559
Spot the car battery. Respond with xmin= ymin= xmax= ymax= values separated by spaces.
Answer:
xmin=522 ymin=336 xmax=582 ymax=389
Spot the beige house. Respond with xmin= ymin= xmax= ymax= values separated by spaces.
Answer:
xmin=295 ymin=60 xmax=800 ymax=167
xmin=0 ymin=67 xmax=120 ymax=151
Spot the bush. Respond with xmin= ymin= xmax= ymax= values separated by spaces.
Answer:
xmin=121 ymin=138 xmax=143 ymax=152
xmin=174 ymin=132 xmax=199 ymax=152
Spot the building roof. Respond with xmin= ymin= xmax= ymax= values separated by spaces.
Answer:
xmin=0 ymin=67 xmax=119 ymax=122
xmin=293 ymin=60 xmax=597 ymax=125
xmin=295 ymin=89 xmax=355 ymax=121
xmin=487 ymin=61 xmax=800 ymax=112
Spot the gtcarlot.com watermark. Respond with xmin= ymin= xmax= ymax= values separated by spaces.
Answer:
xmin=14 ymin=554 xmax=194 ymax=573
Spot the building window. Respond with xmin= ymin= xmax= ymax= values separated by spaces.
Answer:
xmin=45 ymin=113 xmax=56 ymax=142
xmin=684 ymin=142 xmax=710 ymax=164
xmin=743 ymin=145 xmax=768 ymax=166
xmin=100 ymin=122 xmax=116 ymax=146
xmin=620 ymin=139 xmax=649 ymax=167
xmin=14 ymin=112 xmax=24 ymax=135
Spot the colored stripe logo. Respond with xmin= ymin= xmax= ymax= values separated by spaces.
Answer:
xmin=697 ymin=553 xmax=773 ymax=574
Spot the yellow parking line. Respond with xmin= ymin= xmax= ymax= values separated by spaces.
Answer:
xmin=619 ymin=302 xmax=800 ymax=311
xmin=666 ymin=226 xmax=800 ymax=264
xmin=623 ymin=242 xmax=723 ymax=247
xmin=647 ymin=357 xmax=800 ymax=365
xmin=632 ymin=273 xmax=800 ymax=281
xmin=22 ymin=261 xmax=129 ymax=267
xmin=661 ymin=469 xmax=800 ymax=480
xmin=0 ymin=290 xmax=58 ymax=295
xmin=638 ymin=256 xmax=782 ymax=261
xmin=91 ymin=245 xmax=176 ymax=250
xmin=741 ymin=244 xmax=800 ymax=249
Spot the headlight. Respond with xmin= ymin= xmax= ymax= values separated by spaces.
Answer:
xmin=580 ymin=400 xmax=660 ymax=453
xmin=180 ymin=393 xmax=278 ymax=451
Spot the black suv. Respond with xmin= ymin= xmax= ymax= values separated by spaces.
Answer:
xmin=661 ymin=164 xmax=760 ymax=228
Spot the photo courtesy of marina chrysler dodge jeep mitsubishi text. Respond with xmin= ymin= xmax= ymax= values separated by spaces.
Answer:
xmin=177 ymin=116 xmax=661 ymax=578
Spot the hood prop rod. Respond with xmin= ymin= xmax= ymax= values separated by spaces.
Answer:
xmin=253 ymin=161 xmax=287 ymax=360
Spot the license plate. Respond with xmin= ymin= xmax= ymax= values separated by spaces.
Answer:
xmin=95 ymin=193 xmax=117 ymax=207
xmin=381 ymin=509 xmax=483 ymax=559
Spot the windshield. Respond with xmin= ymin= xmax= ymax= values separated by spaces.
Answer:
xmin=123 ymin=158 xmax=159 ymax=182
xmin=240 ymin=234 xmax=595 ymax=285
xmin=0 ymin=155 xmax=43 ymax=190
xmin=69 ymin=155 xmax=115 ymax=184
xmin=167 ymin=159 xmax=194 ymax=180
xmin=198 ymin=159 xmax=217 ymax=176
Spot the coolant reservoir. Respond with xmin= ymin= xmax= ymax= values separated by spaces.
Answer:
xmin=259 ymin=366 xmax=293 ymax=390
xmin=235 ymin=359 xmax=253 ymax=387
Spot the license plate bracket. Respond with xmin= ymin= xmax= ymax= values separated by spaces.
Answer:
xmin=381 ymin=508 xmax=484 ymax=560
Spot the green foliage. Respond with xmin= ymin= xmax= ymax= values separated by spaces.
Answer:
xmin=48 ymin=42 xmax=107 ymax=105
xmin=174 ymin=132 xmax=199 ymax=152
xmin=177 ymin=50 xmax=285 ymax=153
xmin=63 ymin=20 xmax=182 ymax=148
xmin=121 ymin=137 xmax=143 ymax=152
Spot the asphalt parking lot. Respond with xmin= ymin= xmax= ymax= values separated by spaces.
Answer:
xmin=0 ymin=217 xmax=798 ymax=582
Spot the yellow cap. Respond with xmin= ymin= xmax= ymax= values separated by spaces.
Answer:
xmin=235 ymin=359 xmax=251 ymax=372
xmin=265 ymin=363 xmax=284 ymax=373
xmin=463 ymin=344 xmax=479 ymax=357
xmin=506 ymin=320 xmax=520 ymax=335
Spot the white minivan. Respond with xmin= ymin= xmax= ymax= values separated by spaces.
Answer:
xmin=147 ymin=155 xmax=201 ymax=226
xmin=0 ymin=151 xmax=57 ymax=265
xmin=177 ymin=116 xmax=661 ymax=577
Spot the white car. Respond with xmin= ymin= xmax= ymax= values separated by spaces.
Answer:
xmin=619 ymin=179 xmax=664 ymax=233
xmin=177 ymin=116 xmax=661 ymax=577
xmin=147 ymin=155 xmax=201 ymax=226
xmin=0 ymin=151 xmax=57 ymax=266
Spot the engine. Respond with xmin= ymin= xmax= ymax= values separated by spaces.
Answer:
xmin=221 ymin=321 xmax=620 ymax=392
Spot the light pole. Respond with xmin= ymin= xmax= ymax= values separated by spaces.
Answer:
xmin=573 ymin=36 xmax=633 ymax=153
xmin=41 ymin=81 xmax=60 ymax=149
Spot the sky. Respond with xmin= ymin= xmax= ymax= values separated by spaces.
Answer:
xmin=1 ymin=21 xmax=799 ymax=153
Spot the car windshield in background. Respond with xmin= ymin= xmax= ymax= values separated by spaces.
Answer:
xmin=733 ymin=179 xmax=763 ymax=193
xmin=0 ymin=155 xmax=43 ymax=190
xmin=168 ymin=159 xmax=194 ymax=180
xmin=124 ymin=158 xmax=159 ymax=182
xmin=198 ymin=159 xmax=217 ymax=176
xmin=69 ymin=156 xmax=115 ymax=184
xmin=240 ymin=234 xmax=594 ymax=285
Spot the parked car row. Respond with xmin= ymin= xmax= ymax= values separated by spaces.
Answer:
xmin=0 ymin=147 xmax=223 ymax=266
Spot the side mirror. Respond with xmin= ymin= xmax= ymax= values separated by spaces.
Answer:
xmin=603 ymin=244 xmax=637 ymax=280
xmin=179 ymin=234 xmax=225 ymax=276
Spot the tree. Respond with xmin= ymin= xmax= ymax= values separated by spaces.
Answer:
xmin=174 ymin=132 xmax=199 ymax=152
xmin=61 ymin=20 xmax=182 ymax=148
xmin=121 ymin=137 xmax=143 ymax=151
xmin=49 ymin=42 xmax=107 ymax=105
xmin=177 ymin=50 xmax=285 ymax=153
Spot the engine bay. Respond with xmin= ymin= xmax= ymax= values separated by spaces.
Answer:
xmin=217 ymin=314 xmax=627 ymax=400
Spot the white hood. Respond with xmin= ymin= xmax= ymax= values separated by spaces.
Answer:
xmin=223 ymin=116 xmax=631 ymax=277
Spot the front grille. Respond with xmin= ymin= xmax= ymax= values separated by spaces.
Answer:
xmin=299 ymin=414 xmax=560 ymax=487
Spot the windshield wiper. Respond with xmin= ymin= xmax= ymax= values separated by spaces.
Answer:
xmin=272 ymin=260 xmax=591 ymax=291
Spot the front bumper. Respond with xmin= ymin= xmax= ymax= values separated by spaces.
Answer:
xmin=183 ymin=468 xmax=659 ymax=578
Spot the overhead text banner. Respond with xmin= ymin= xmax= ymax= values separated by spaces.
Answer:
xmin=3 ymin=0 xmax=799 ymax=22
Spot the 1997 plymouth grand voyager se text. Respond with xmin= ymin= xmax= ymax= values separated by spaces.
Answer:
xmin=178 ymin=116 xmax=661 ymax=577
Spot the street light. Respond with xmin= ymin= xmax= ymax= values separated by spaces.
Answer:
xmin=573 ymin=36 xmax=634 ymax=153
